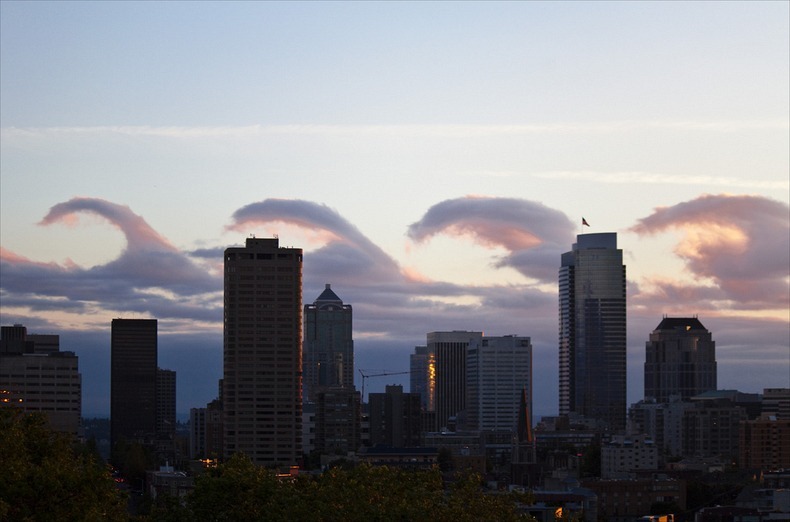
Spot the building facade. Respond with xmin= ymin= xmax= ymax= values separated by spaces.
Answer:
xmin=111 ymin=318 xmax=158 ymax=448
xmin=644 ymin=316 xmax=716 ymax=402
xmin=223 ymin=237 xmax=303 ymax=466
xmin=466 ymin=335 xmax=532 ymax=432
xmin=427 ymin=331 xmax=483 ymax=432
xmin=314 ymin=387 xmax=361 ymax=455
xmin=303 ymin=284 xmax=353 ymax=403
xmin=0 ymin=324 xmax=81 ymax=436
xmin=559 ymin=233 xmax=627 ymax=432
xmin=369 ymin=384 xmax=422 ymax=448
xmin=409 ymin=345 xmax=434 ymax=412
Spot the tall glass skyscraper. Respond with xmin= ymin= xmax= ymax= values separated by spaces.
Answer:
xmin=559 ymin=233 xmax=626 ymax=432
xmin=223 ymin=237 xmax=303 ymax=466
xmin=303 ymin=284 xmax=353 ymax=403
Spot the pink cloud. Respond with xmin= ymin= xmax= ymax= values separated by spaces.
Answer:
xmin=631 ymin=194 xmax=790 ymax=308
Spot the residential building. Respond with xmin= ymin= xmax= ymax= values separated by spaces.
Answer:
xmin=559 ymin=233 xmax=627 ymax=432
xmin=739 ymin=415 xmax=790 ymax=470
xmin=644 ymin=316 xmax=716 ymax=402
xmin=466 ymin=335 xmax=532 ymax=431
xmin=600 ymin=434 xmax=659 ymax=479
xmin=223 ymin=237 xmax=303 ymax=466
xmin=303 ymin=284 xmax=353 ymax=403
xmin=762 ymin=388 xmax=790 ymax=420
xmin=111 ymin=318 xmax=157 ymax=448
xmin=369 ymin=384 xmax=422 ymax=448
xmin=314 ymin=387 xmax=361 ymax=455
xmin=0 ymin=324 xmax=81 ymax=436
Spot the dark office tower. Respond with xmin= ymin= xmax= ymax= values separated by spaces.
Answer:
xmin=644 ymin=317 xmax=716 ymax=402
xmin=303 ymin=284 xmax=353 ymax=403
xmin=111 ymin=318 xmax=157 ymax=449
xmin=559 ymin=233 xmax=627 ymax=432
xmin=223 ymin=237 xmax=303 ymax=467
xmin=156 ymin=368 xmax=177 ymax=439
xmin=369 ymin=385 xmax=422 ymax=448
xmin=428 ymin=331 xmax=483 ymax=431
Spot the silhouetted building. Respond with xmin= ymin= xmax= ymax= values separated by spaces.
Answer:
xmin=683 ymin=391 xmax=751 ymax=461
xmin=189 ymin=398 xmax=223 ymax=460
xmin=303 ymin=284 xmax=353 ymax=402
xmin=111 ymin=318 xmax=157 ymax=448
xmin=600 ymin=434 xmax=659 ymax=479
xmin=0 ymin=324 xmax=81 ymax=436
xmin=369 ymin=384 xmax=422 ymax=448
xmin=644 ymin=316 xmax=716 ymax=402
xmin=467 ymin=335 xmax=532 ymax=431
xmin=314 ymin=387 xmax=361 ymax=455
xmin=428 ymin=330 xmax=482 ymax=431
xmin=223 ymin=237 xmax=303 ymax=466
xmin=157 ymin=368 xmax=176 ymax=439
xmin=559 ymin=233 xmax=627 ymax=432
xmin=511 ymin=387 xmax=538 ymax=487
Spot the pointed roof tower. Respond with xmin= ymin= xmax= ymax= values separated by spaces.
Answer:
xmin=517 ymin=386 xmax=533 ymax=444
xmin=315 ymin=284 xmax=342 ymax=305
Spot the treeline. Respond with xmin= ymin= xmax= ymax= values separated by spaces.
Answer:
xmin=1 ymin=410 xmax=535 ymax=521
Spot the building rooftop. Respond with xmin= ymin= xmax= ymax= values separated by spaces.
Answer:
xmin=654 ymin=316 xmax=707 ymax=331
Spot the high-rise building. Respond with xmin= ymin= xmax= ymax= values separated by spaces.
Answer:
xmin=0 ymin=324 xmax=81 ymax=436
xmin=409 ymin=345 xmax=434 ymax=412
xmin=428 ymin=331 xmax=483 ymax=431
xmin=644 ymin=316 xmax=716 ymax=402
xmin=303 ymin=284 xmax=353 ymax=403
xmin=111 ymin=318 xmax=158 ymax=448
xmin=223 ymin=237 xmax=303 ymax=466
xmin=157 ymin=368 xmax=176 ymax=440
xmin=559 ymin=232 xmax=627 ymax=432
xmin=314 ymin=387 xmax=361 ymax=455
xmin=369 ymin=385 xmax=422 ymax=448
xmin=466 ymin=335 xmax=532 ymax=432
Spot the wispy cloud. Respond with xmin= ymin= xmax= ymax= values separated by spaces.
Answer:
xmin=3 ymin=119 xmax=787 ymax=140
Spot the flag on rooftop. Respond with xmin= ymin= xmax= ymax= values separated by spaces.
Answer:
xmin=582 ymin=217 xmax=590 ymax=227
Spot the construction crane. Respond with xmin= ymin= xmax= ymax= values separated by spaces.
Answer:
xmin=358 ymin=369 xmax=410 ymax=399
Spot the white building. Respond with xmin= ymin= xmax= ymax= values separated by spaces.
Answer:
xmin=601 ymin=433 xmax=659 ymax=479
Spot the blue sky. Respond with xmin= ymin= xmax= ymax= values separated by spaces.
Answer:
xmin=1 ymin=1 xmax=788 ymax=417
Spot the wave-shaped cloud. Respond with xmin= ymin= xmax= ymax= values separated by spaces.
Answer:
xmin=1 ymin=197 xmax=220 ymax=325
xmin=630 ymin=194 xmax=790 ymax=308
xmin=407 ymin=196 xmax=575 ymax=284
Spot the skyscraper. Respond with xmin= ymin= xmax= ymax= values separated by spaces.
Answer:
xmin=410 ymin=345 xmax=435 ymax=412
xmin=223 ymin=237 xmax=303 ymax=466
xmin=303 ymin=284 xmax=353 ymax=403
xmin=466 ymin=335 xmax=532 ymax=432
xmin=559 ymin=232 xmax=627 ymax=432
xmin=428 ymin=331 xmax=483 ymax=431
xmin=111 ymin=318 xmax=158 ymax=448
xmin=644 ymin=316 xmax=716 ymax=402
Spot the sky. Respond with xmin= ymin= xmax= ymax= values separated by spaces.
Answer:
xmin=1 ymin=1 xmax=788 ymax=418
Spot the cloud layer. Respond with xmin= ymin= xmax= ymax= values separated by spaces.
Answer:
xmin=1 ymin=193 xmax=787 ymax=415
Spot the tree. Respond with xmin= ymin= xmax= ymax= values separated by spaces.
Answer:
xmin=0 ymin=409 xmax=127 ymax=521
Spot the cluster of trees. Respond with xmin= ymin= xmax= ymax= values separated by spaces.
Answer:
xmin=2 ymin=409 xmax=536 ymax=521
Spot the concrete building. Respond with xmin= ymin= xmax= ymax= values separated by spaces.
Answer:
xmin=368 ymin=384 xmax=422 ymax=448
xmin=582 ymin=476 xmax=686 ymax=522
xmin=0 ymin=324 xmax=81 ymax=436
xmin=739 ymin=414 xmax=790 ymax=470
xmin=111 ymin=318 xmax=158 ymax=448
xmin=157 ymin=368 xmax=176 ymax=440
xmin=314 ymin=387 xmax=361 ymax=455
xmin=601 ymin=434 xmax=659 ymax=479
xmin=428 ymin=330 xmax=483 ymax=431
xmin=223 ymin=237 xmax=303 ymax=466
xmin=466 ymin=335 xmax=532 ymax=432
xmin=682 ymin=392 xmax=749 ymax=461
xmin=629 ymin=396 xmax=695 ymax=458
xmin=303 ymin=284 xmax=353 ymax=403
xmin=644 ymin=317 xmax=716 ymax=402
xmin=762 ymin=388 xmax=790 ymax=420
xmin=559 ymin=233 xmax=627 ymax=432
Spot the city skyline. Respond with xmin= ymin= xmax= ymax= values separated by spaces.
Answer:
xmin=0 ymin=2 xmax=788 ymax=417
